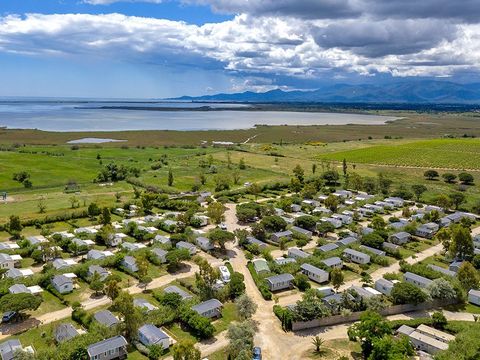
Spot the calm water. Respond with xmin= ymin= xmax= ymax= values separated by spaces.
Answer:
xmin=0 ymin=99 xmax=397 ymax=131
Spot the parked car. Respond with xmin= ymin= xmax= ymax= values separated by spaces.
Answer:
xmin=219 ymin=265 xmax=231 ymax=283
xmin=253 ymin=346 xmax=262 ymax=360
xmin=2 ymin=311 xmax=16 ymax=323
xmin=219 ymin=223 xmax=227 ymax=230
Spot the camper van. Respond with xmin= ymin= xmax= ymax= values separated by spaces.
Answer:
xmin=219 ymin=265 xmax=231 ymax=283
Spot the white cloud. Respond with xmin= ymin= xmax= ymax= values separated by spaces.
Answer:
xmin=0 ymin=12 xmax=479 ymax=81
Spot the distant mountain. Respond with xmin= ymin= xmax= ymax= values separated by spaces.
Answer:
xmin=171 ymin=80 xmax=480 ymax=104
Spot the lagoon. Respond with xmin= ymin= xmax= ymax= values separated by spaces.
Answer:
xmin=0 ymin=100 xmax=397 ymax=132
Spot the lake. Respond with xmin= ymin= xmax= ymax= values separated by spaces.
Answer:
xmin=0 ymin=99 xmax=397 ymax=131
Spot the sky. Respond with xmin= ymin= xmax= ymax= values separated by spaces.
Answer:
xmin=1 ymin=0 xmax=480 ymax=98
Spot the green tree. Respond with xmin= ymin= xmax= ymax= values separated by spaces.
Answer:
xmin=330 ymin=268 xmax=344 ymax=292
xmin=87 ymin=202 xmax=101 ymax=217
xmin=450 ymin=225 xmax=474 ymax=259
xmin=342 ymin=158 xmax=348 ymax=177
xmin=235 ymin=294 xmax=257 ymax=320
xmin=322 ymin=170 xmax=340 ymax=185
xmin=432 ymin=311 xmax=448 ymax=330
xmin=148 ymin=344 xmax=164 ymax=360
xmin=229 ymin=272 xmax=246 ymax=298
xmin=208 ymin=228 xmax=235 ymax=250
xmin=168 ymin=168 xmax=174 ymax=187
xmin=449 ymin=192 xmax=466 ymax=210
xmin=427 ymin=278 xmax=456 ymax=300
xmin=166 ymin=248 xmax=191 ymax=272
xmin=457 ymin=261 xmax=480 ymax=290
xmin=239 ymin=158 xmax=246 ymax=170
xmin=105 ymin=278 xmax=121 ymax=300
xmin=8 ymin=215 xmax=22 ymax=235
xmin=113 ymin=291 xmax=142 ymax=341
xmin=312 ymin=336 xmax=324 ymax=353
xmin=424 ymin=170 xmax=439 ymax=180
xmin=377 ymin=173 xmax=392 ymax=195
xmin=293 ymin=164 xmax=305 ymax=183
xmin=195 ymin=257 xmax=220 ymax=300
xmin=347 ymin=310 xmax=392 ymax=357
xmin=411 ymin=184 xmax=428 ymax=201
xmin=294 ymin=273 xmax=311 ymax=291
xmin=442 ymin=173 xmax=457 ymax=183
xmin=37 ymin=197 xmax=46 ymax=213
xmin=317 ymin=221 xmax=334 ymax=237
xmin=391 ymin=282 xmax=428 ymax=305
xmin=89 ymin=272 xmax=104 ymax=296
xmin=324 ymin=194 xmax=338 ymax=212
xmin=459 ymin=172 xmax=474 ymax=185
xmin=206 ymin=202 xmax=225 ymax=225
xmin=435 ymin=227 xmax=452 ymax=252
xmin=0 ymin=293 xmax=42 ymax=314
xmin=227 ymin=320 xmax=256 ymax=358
xmin=312 ymin=163 xmax=317 ymax=174
xmin=350 ymin=172 xmax=363 ymax=191
xmin=100 ymin=207 xmax=111 ymax=225
xmin=172 ymin=340 xmax=201 ymax=360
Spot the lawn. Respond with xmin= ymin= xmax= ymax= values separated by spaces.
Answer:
xmin=165 ymin=323 xmax=197 ymax=343
xmin=302 ymin=338 xmax=362 ymax=359
xmin=213 ymin=302 xmax=240 ymax=334
xmin=29 ymin=290 xmax=66 ymax=317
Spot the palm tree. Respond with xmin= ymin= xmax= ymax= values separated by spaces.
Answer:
xmin=312 ymin=336 xmax=324 ymax=353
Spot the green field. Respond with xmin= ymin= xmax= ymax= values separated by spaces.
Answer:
xmin=317 ymin=138 xmax=480 ymax=170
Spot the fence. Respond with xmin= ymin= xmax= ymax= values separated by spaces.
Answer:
xmin=291 ymin=299 xmax=458 ymax=331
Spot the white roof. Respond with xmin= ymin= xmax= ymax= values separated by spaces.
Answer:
xmin=62 ymin=273 xmax=78 ymax=279
xmin=27 ymin=285 xmax=43 ymax=294
xmin=10 ymin=254 xmax=22 ymax=261
xmin=19 ymin=269 xmax=34 ymax=276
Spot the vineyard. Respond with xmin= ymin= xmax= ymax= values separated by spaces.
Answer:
xmin=317 ymin=138 xmax=480 ymax=170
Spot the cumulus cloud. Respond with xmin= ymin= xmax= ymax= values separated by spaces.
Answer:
xmin=0 ymin=7 xmax=479 ymax=82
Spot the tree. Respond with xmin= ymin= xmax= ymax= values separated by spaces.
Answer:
xmin=294 ymin=215 xmax=317 ymax=231
xmin=369 ymin=334 xmax=414 ymax=360
xmin=442 ymin=173 xmax=457 ymax=183
xmin=322 ymin=170 xmax=339 ymax=185
xmin=214 ymin=174 xmax=230 ymax=191
xmin=370 ymin=216 xmax=386 ymax=231
xmin=208 ymin=228 xmax=235 ymax=250
xmin=87 ymin=202 xmax=101 ymax=218
xmin=377 ymin=173 xmax=392 ymax=195
xmin=100 ymin=207 xmax=111 ymax=225
xmin=8 ymin=215 xmax=22 ymax=235
xmin=206 ymin=202 xmax=225 ymax=225
xmin=148 ymin=344 xmax=164 ymax=360
xmin=450 ymin=192 xmax=466 ymax=210
xmin=227 ymin=320 xmax=256 ymax=358
xmin=342 ymin=158 xmax=348 ymax=177
xmin=450 ymin=225 xmax=474 ymax=259
xmin=232 ymin=170 xmax=241 ymax=185
xmin=347 ymin=310 xmax=392 ymax=358
xmin=435 ymin=194 xmax=453 ymax=209
xmin=457 ymin=261 xmax=480 ymax=290
xmin=113 ymin=291 xmax=142 ymax=341
xmin=248 ymin=182 xmax=262 ymax=201
xmin=350 ymin=173 xmax=363 ymax=191
xmin=293 ymin=164 xmax=305 ymax=182
xmin=312 ymin=336 xmax=324 ymax=353
xmin=289 ymin=177 xmax=303 ymax=193
xmin=69 ymin=196 xmax=80 ymax=209
xmin=330 ymin=268 xmax=344 ymax=292
xmin=89 ymin=272 xmax=104 ymax=296
xmin=195 ymin=258 xmax=220 ymax=300
xmin=167 ymin=168 xmax=174 ymax=186
xmin=424 ymin=170 xmax=439 ymax=180
xmin=411 ymin=184 xmax=428 ymax=201
xmin=235 ymin=294 xmax=257 ymax=320
xmin=427 ymin=278 xmax=457 ymax=300
xmin=261 ymin=216 xmax=287 ymax=232
xmin=137 ymin=256 xmax=151 ymax=289
xmin=312 ymin=163 xmax=317 ymax=174
xmin=391 ymin=282 xmax=428 ymax=305
xmin=317 ymin=221 xmax=334 ymax=237
xmin=37 ymin=197 xmax=46 ymax=213
xmin=432 ymin=311 xmax=448 ymax=330
xmin=324 ymin=194 xmax=338 ymax=212
xmin=459 ymin=172 xmax=474 ymax=185
xmin=0 ymin=293 xmax=42 ymax=314
xmin=172 ymin=340 xmax=201 ymax=360
xmin=105 ymin=278 xmax=121 ymax=300
xmin=229 ymin=272 xmax=246 ymax=298
xmin=294 ymin=273 xmax=311 ymax=291
xmin=166 ymin=248 xmax=191 ymax=272
xmin=239 ymin=157 xmax=246 ymax=170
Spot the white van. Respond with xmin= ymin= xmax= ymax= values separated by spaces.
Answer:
xmin=219 ymin=265 xmax=231 ymax=283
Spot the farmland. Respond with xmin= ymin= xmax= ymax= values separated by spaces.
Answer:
xmin=317 ymin=138 xmax=480 ymax=170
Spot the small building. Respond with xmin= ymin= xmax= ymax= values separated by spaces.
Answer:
xmin=427 ymin=264 xmax=456 ymax=277
xmin=300 ymin=263 xmax=329 ymax=284
xmin=302 ymin=199 xmax=320 ymax=208
xmin=5 ymin=268 xmax=33 ymax=279
xmin=151 ymin=248 xmax=168 ymax=263
xmin=87 ymin=335 xmax=128 ymax=360
xmin=389 ymin=231 xmax=411 ymax=245
xmin=415 ymin=223 xmax=439 ymax=239
xmin=337 ymin=236 xmax=358 ymax=247
xmin=333 ymin=190 xmax=352 ymax=198
xmin=375 ymin=278 xmax=395 ymax=296
xmin=317 ymin=243 xmax=339 ymax=253
xmin=313 ymin=207 xmax=332 ymax=216
xmin=332 ymin=214 xmax=353 ymax=225
xmin=88 ymin=265 xmax=109 ymax=281
xmin=121 ymin=242 xmax=146 ymax=252
xmin=246 ymin=236 xmax=267 ymax=250
xmin=399 ymin=324 xmax=454 ymax=355
xmin=382 ymin=242 xmax=400 ymax=252
xmin=359 ymin=245 xmax=386 ymax=257
xmin=389 ymin=221 xmax=409 ymax=230
xmin=26 ymin=235 xmax=48 ymax=247
xmin=153 ymin=235 xmax=171 ymax=246
xmin=52 ymin=258 xmax=77 ymax=270
xmin=287 ymin=247 xmax=310 ymax=260
xmin=290 ymin=204 xmax=302 ymax=213
xmin=321 ymin=256 xmax=343 ymax=269
xmin=54 ymin=323 xmax=79 ymax=343
xmin=449 ymin=260 xmax=464 ymax=273
xmin=375 ymin=201 xmax=394 ymax=210
xmin=51 ymin=275 xmax=74 ymax=294
xmin=349 ymin=285 xmax=381 ymax=300
xmin=252 ymin=259 xmax=270 ymax=274
xmin=0 ymin=254 xmax=16 ymax=270
xmin=87 ymin=249 xmax=114 ymax=260
xmin=176 ymin=241 xmax=197 ymax=255
xmin=364 ymin=204 xmax=384 ymax=213
xmin=384 ymin=197 xmax=405 ymax=207
xmin=274 ymin=257 xmax=296 ymax=266
xmin=195 ymin=237 xmax=214 ymax=251
xmin=93 ymin=310 xmax=120 ymax=328
xmin=343 ymin=248 xmax=370 ymax=264
xmin=191 ymin=299 xmax=223 ymax=318
xmin=290 ymin=226 xmax=313 ymax=239
xmin=265 ymin=273 xmax=294 ymax=291
xmin=164 ymin=285 xmax=193 ymax=300
xmin=121 ymin=256 xmax=138 ymax=273
xmin=71 ymin=237 xmax=94 ymax=249
xmin=0 ymin=243 xmax=19 ymax=251
xmin=404 ymin=272 xmax=433 ymax=289
xmin=138 ymin=324 xmax=170 ymax=349
xmin=320 ymin=218 xmax=343 ymax=229
xmin=271 ymin=230 xmax=293 ymax=243
xmin=133 ymin=298 xmax=158 ymax=312
xmin=0 ymin=339 xmax=24 ymax=360
xmin=468 ymin=289 xmax=480 ymax=306
xmin=8 ymin=284 xmax=42 ymax=295
xmin=107 ymin=233 xmax=126 ymax=247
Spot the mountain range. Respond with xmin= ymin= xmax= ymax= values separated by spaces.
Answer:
xmin=172 ymin=80 xmax=480 ymax=104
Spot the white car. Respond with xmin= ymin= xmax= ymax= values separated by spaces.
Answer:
xmin=219 ymin=265 xmax=231 ymax=283
xmin=219 ymin=223 xmax=227 ymax=230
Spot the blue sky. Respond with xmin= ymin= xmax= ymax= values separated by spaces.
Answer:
xmin=0 ymin=0 xmax=479 ymax=98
